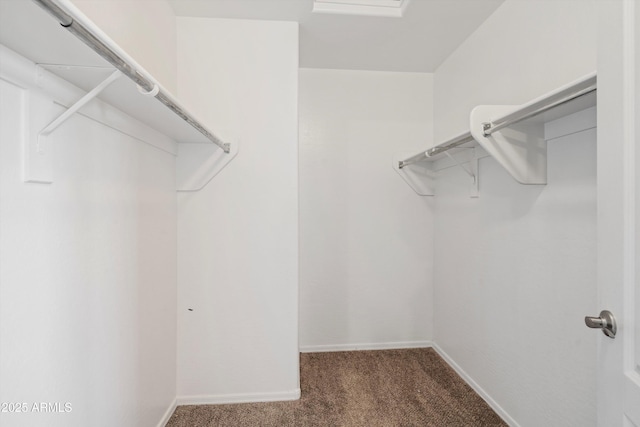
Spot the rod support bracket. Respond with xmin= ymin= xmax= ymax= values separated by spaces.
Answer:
xmin=24 ymin=69 xmax=122 ymax=184
xmin=392 ymin=151 xmax=436 ymax=196
xmin=471 ymin=105 xmax=547 ymax=185
xmin=444 ymin=148 xmax=479 ymax=198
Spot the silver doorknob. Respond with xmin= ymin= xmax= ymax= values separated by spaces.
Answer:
xmin=585 ymin=310 xmax=616 ymax=338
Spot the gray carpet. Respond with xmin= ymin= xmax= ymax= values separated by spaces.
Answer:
xmin=167 ymin=348 xmax=506 ymax=426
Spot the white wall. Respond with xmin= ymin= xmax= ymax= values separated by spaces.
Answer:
xmin=298 ymin=68 xmax=434 ymax=351
xmin=0 ymin=47 xmax=177 ymax=427
xmin=432 ymin=1 xmax=598 ymax=425
xmin=72 ymin=0 xmax=178 ymax=93
xmin=434 ymin=0 xmax=597 ymax=142
xmin=176 ymin=18 xmax=300 ymax=403
xmin=434 ymin=118 xmax=597 ymax=426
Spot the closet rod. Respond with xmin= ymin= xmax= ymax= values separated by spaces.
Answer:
xmin=398 ymin=131 xmax=474 ymax=169
xmin=482 ymin=73 xmax=597 ymax=136
xmin=32 ymin=0 xmax=230 ymax=153
xmin=398 ymin=72 xmax=597 ymax=169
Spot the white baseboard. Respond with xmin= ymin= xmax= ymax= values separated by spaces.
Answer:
xmin=299 ymin=340 xmax=433 ymax=353
xmin=157 ymin=397 xmax=177 ymax=427
xmin=177 ymin=389 xmax=301 ymax=406
xmin=431 ymin=343 xmax=519 ymax=427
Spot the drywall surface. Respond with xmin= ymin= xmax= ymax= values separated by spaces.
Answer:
xmin=176 ymin=18 xmax=300 ymax=402
xmin=431 ymin=1 xmax=598 ymax=424
xmin=434 ymin=0 xmax=597 ymax=141
xmin=0 ymin=48 xmax=177 ymax=427
xmin=434 ymin=117 xmax=599 ymax=426
xmin=433 ymin=119 xmax=597 ymax=426
xmin=71 ymin=0 xmax=178 ymax=94
xmin=298 ymin=68 xmax=434 ymax=351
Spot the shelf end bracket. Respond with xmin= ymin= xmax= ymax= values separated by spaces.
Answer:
xmin=25 ymin=70 xmax=122 ymax=184
xmin=392 ymin=151 xmax=436 ymax=196
xmin=444 ymin=149 xmax=479 ymax=198
xmin=470 ymin=105 xmax=547 ymax=185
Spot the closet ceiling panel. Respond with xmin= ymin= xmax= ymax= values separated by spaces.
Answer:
xmin=168 ymin=0 xmax=505 ymax=72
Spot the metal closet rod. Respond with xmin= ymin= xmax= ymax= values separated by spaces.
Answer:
xmin=32 ymin=0 xmax=230 ymax=153
xmin=399 ymin=131 xmax=473 ymax=169
xmin=483 ymin=74 xmax=597 ymax=136
xmin=398 ymin=72 xmax=597 ymax=169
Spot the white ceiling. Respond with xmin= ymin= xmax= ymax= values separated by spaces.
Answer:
xmin=168 ymin=0 xmax=505 ymax=73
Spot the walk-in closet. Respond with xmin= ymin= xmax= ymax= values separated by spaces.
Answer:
xmin=0 ymin=0 xmax=638 ymax=426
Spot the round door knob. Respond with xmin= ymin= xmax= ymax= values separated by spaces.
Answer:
xmin=584 ymin=310 xmax=616 ymax=338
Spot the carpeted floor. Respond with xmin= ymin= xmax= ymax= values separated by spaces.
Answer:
xmin=166 ymin=348 xmax=506 ymax=426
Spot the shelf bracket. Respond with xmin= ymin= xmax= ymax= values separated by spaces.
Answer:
xmin=444 ymin=148 xmax=479 ymax=198
xmin=176 ymin=136 xmax=239 ymax=192
xmin=392 ymin=151 xmax=436 ymax=196
xmin=25 ymin=69 xmax=123 ymax=184
xmin=470 ymin=105 xmax=547 ymax=185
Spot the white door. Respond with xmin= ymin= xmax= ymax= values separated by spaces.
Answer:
xmin=597 ymin=0 xmax=640 ymax=425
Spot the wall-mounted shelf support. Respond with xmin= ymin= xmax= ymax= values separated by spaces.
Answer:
xmin=470 ymin=105 xmax=547 ymax=184
xmin=176 ymin=138 xmax=240 ymax=192
xmin=444 ymin=151 xmax=474 ymax=180
xmin=444 ymin=149 xmax=478 ymax=198
xmin=3 ymin=0 xmax=238 ymax=189
xmin=469 ymin=72 xmax=595 ymax=185
xmin=393 ymin=151 xmax=436 ymax=196
xmin=393 ymin=147 xmax=479 ymax=197
xmin=394 ymin=72 xmax=596 ymax=193
xmin=398 ymin=131 xmax=474 ymax=169
xmin=32 ymin=0 xmax=229 ymax=154
xmin=480 ymin=73 xmax=597 ymax=137
xmin=40 ymin=69 xmax=121 ymax=137
xmin=25 ymin=69 xmax=123 ymax=183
